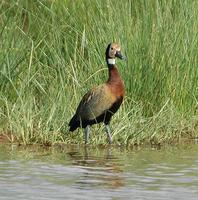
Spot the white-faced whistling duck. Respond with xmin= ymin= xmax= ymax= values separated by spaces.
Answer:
xmin=69 ymin=43 xmax=126 ymax=144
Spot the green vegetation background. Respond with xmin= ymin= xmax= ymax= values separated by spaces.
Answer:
xmin=0 ymin=0 xmax=197 ymax=145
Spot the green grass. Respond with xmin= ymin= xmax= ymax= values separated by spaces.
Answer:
xmin=0 ymin=0 xmax=197 ymax=145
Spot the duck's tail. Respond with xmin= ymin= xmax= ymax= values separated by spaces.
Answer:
xmin=68 ymin=114 xmax=80 ymax=132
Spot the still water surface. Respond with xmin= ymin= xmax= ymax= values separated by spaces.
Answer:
xmin=0 ymin=144 xmax=198 ymax=200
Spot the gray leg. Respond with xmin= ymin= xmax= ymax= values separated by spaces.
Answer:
xmin=104 ymin=124 xmax=112 ymax=144
xmin=84 ymin=125 xmax=90 ymax=144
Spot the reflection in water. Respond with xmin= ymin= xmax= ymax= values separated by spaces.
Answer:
xmin=0 ymin=144 xmax=198 ymax=200
xmin=67 ymin=146 xmax=125 ymax=189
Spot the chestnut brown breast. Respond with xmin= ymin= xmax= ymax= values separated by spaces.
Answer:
xmin=106 ymin=66 xmax=125 ymax=99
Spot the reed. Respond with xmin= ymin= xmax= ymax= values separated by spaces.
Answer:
xmin=0 ymin=0 xmax=197 ymax=145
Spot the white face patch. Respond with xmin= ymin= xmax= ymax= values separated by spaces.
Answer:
xmin=107 ymin=58 xmax=116 ymax=65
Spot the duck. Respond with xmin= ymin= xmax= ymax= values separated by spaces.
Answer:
xmin=69 ymin=43 xmax=126 ymax=144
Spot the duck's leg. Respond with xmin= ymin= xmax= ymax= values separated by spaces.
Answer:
xmin=104 ymin=124 xmax=112 ymax=144
xmin=84 ymin=125 xmax=90 ymax=144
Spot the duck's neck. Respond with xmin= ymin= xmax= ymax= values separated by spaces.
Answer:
xmin=106 ymin=58 xmax=122 ymax=84
xmin=106 ymin=58 xmax=125 ymax=97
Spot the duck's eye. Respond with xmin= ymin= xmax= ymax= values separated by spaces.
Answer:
xmin=111 ymin=47 xmax=114 ymax=50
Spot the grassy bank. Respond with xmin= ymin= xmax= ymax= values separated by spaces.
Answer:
xmin=0 ymin=0 xmax=197 ymax=145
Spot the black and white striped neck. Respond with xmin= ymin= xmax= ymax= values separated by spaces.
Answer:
xmin=106 ymin=58 xmax=116 ymax=69
xmin=107 ymin=58 xmax=115 ymax=65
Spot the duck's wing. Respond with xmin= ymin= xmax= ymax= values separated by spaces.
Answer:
xmin=75 ymin=84 xmax=116 ymax=121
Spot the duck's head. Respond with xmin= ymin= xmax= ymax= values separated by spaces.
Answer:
xmin=106 ymin=43 xmax=126 ymax=65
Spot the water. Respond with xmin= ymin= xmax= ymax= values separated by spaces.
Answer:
xmin=0 ymin=144 xmax=198 ymax=200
